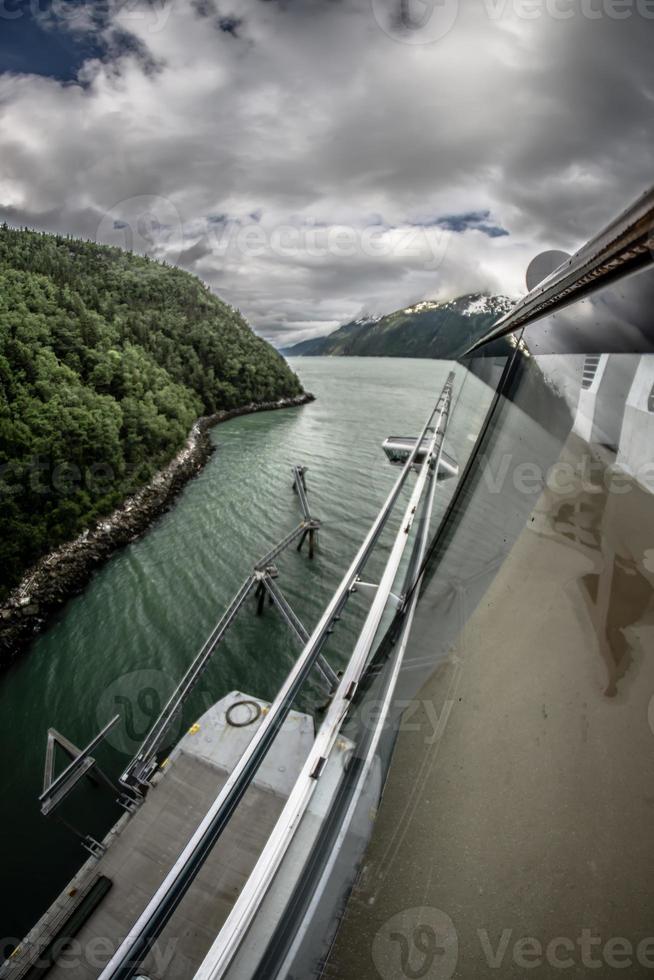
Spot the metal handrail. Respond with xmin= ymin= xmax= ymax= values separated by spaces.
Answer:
xmin=466 ymin=184 xmax=654 ymax=353
xmin=100 ymin=374 xmax=453 ymax=980
xmin=255 ymin=366 xmax=453 ymax=980
xmin=194 ymin=373 xmax=454 ymax=979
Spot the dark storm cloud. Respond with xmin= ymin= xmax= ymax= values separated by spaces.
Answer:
xmin=0 ymin=0 xmax=651 ymax=344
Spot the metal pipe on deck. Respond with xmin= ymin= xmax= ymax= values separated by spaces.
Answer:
xmin=100 ymin=374 xmax=454 ymax=980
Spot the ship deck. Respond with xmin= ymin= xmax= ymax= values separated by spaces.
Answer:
xmin=4 ymin=692 xmax=314 ymax=980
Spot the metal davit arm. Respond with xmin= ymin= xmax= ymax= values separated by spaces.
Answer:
xmin=99 ymin=372 xmax=454 ymax=980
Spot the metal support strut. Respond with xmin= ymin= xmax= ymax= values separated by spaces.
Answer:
xmin=40 ymin=716 xmax=121 ymax=818
xmin=262 ymin=575 xmax=339 ymax=692
xmin=121 ymin=465 xmax=332 ymax=790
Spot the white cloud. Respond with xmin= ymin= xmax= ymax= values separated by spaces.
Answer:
xmin=0 ymin=0 xmax=651 ymax=345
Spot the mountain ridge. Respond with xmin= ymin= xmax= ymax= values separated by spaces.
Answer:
xmin=281 ymin=293 xmax=514 ymax=359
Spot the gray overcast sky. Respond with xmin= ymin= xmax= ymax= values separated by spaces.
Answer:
xmin=0 ymin=0 xmax=652 ymax=345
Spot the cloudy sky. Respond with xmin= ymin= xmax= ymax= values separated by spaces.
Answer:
xmin=0 ymin=0 xmax=652 ymax=346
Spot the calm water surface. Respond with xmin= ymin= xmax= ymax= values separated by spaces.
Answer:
xmin=0 ymin=357 xmax=487 ymax=941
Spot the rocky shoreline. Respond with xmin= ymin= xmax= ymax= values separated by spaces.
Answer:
xmin=0 ymin=392 xmax=314 ymax=668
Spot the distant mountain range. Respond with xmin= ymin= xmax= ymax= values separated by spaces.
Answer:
xmin=281 ymin=293 xmax=514 ymax=359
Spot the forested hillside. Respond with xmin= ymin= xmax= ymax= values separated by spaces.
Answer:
xmin=282 ymin=294 xmax=514 ymax=358
xmin=0 ymin=226 xmax=303 ymax=598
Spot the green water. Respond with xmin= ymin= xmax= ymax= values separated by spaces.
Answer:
xmin=0 ymin=357 xmax=485 ymax=944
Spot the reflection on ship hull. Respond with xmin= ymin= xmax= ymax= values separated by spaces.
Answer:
xmin=327 ymin=265 xmax=654 ymax=979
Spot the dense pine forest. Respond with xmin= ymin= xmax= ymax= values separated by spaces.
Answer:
xmin=0 ymin=226 xmax=303 ymax=599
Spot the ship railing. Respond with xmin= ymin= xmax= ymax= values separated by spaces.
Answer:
xmin=194 ymin=372 xmax=454 ymax=980
xmin=100 ymin=372 xmax=455 ymax=980
xmin=466 ymin=185 xmax=654 ymax=353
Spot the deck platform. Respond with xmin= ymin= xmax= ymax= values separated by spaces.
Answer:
xmin=3 ymin=692 xmax=314 ymax=980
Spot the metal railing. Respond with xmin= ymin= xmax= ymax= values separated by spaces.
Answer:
xmin=40 ymin=716 xmax=120 ymax=816
xmin=100 ymin=372 xmax=455 ymax=980
xmin=194 ymin=373 xmax=454 ymax=979
xmin=467 ymin=184 xmax=654 ymax=353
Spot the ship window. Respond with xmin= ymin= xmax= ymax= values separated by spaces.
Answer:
xmin=582 ymin=355 xmax=601 ymax=390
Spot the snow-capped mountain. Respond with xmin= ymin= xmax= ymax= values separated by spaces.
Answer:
xmin=281 ymin=293 xmax=514 ymax=359
xmin=400 ymin=294 xmax=514 ymax=318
